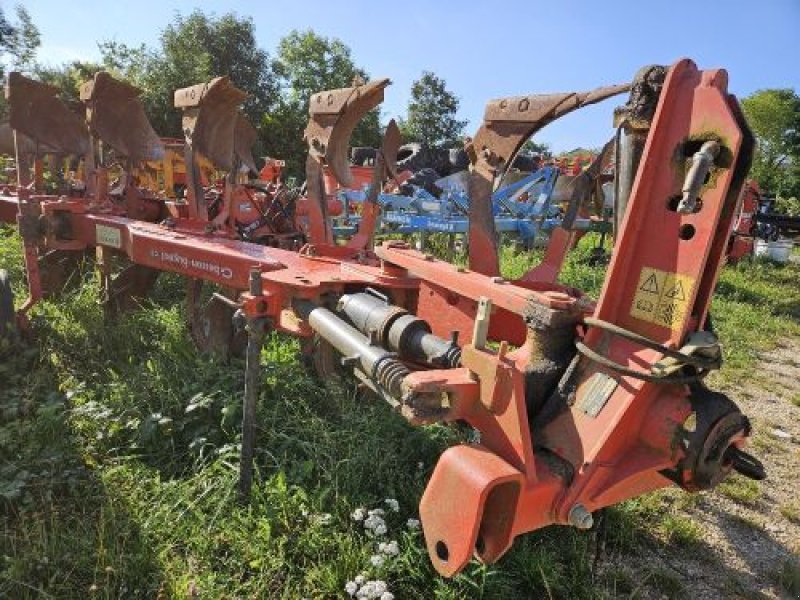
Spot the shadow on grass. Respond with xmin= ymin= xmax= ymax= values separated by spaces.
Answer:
xmin=600 ymin=490 xmax=797 ymax=599
xmin=0 ymin=343 xmax=163 ymax=599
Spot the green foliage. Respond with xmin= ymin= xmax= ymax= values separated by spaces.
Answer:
xmin=0 ymin=5 xmax=41 ymax=117
xmin=400 ymin=71 xmax=467 ymax=149
xmin=741 ymin=89 xmax=800 ymax=197
xmin=107 ymin=11 xmax=279 ymax=139
xmin=275 ymin=30 xmax=365 ymax=108
xmin=261 ymin=29 xmax=381 ymax=179
xmin=716 ymin=475 xmax=761 ymax=506
xmin=33 ymin=60 xmax=104 ymax=105
xmin=0 ymin=5 xmax=40 ymax=73
xmin=521 ymin=139 xmax=552 ymax=159
xmin=774 ymin=195 xmax=800 ymax=216
xmin=709 ymin=257 xmax=800 ymax=377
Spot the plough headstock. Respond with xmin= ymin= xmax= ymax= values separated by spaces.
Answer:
xmin=79 ymin=71 xmax=164 ymax=163
xmin=6 ymin=72 xmax=89 ymax=157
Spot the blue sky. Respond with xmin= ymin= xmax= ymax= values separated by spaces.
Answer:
xmin=21 ymin=0 xmax=800 ymax=153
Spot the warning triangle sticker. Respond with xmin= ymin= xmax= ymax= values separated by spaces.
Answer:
xmin=639 ymin=273 xmax=659 ymax=294
xmin=665 ymin=280 xmax=686 ymax=301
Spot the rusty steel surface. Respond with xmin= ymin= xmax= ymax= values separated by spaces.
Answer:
xmin=175 ymin=77 xmax=248 ymax=172
xmin=0 ymin=122 xmax=43 ymax=156
xmin=302 ymin=79 xmax=390 ymax=246
xmin=465 ymin=82 xmax=629 ymax=275
xmin=0 ymin=59 xmax=762 ymax=579
xmin=80 ymin=71 xmax=164 ymax=163
xmin=6 ymin=72 xmax=89 ymax=156
xmin=304 ymin=78 xmax=390 ymax=188
xmin=467 ymin=83 xmax=630 ymax=182
xmin=234 ymin=114 xmax=258 ymax=174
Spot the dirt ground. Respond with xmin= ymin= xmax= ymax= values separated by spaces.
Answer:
xmin=606 ymin=339 xmax=800 ymax=599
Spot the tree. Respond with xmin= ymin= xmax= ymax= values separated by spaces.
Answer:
xmin=400 ymin=71 xmax=466 ymax=149
xmin=34 ymin=60 xmax=104 ymax=106
xmin=741 ymin=89 xmax=800 ymax=198
xmin=0 ymin=5 xmax=40 ymax=75
xmin=0 ymin=5 xmax=41 ymax=117
xmin=99 ymin=11 xmax=279 ymax=139
xmin=275 ymin=30 xmax=366 ymax=108
xmin=261 ymin=29 xmax=381 ymax=178
xmin=521 ymin=140 xmax=552 ymax=159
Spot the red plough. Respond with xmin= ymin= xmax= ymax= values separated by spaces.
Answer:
xmin=0 ymin=59 xmax=764 ymax=576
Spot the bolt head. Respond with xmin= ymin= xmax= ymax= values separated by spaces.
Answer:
xmin=568 ymin=504 xmax=594 ymax=530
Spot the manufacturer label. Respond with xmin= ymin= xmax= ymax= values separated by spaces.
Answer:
xmin=148 ymin=249 xmax=233 ymax=280
xmin=96 ymin=224 xmax=122 ymax=249
xmin=630 ymin=267 xmax=695 ymax=330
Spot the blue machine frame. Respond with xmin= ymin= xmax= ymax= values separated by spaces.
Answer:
xmin=331 ymin=166 xmax=604 ymax=246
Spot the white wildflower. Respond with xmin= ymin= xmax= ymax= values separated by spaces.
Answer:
xmin=369 ymin=554 xmax=385 ymax=567
xmin=345 ymin=581 xmax=358 ymax=596
xmin=354 ymin=575 xmax=366 ymax=585
xmin=363 ymin=513 xmax=387 ymax=536
xmin=357 ymin=580 xmax=388 ymax=598
xmin=384 ymin=498 xmax=399 ymax=512
xmin=406 ymin=518 xmax=420 ymax=530
xmin=379 ymin=540 xmax=399 ymax=556
xmin=367 ymin=508 xmax=385 ymax=517
xmin=380 ymin=593 xmax=394 ymax=600
xmin=373 ymin=581 xmax=387 ymax=595
xmin=351 ymin=507 xmax=367 ymax=521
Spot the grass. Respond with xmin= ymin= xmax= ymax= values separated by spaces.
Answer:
xmin=776 ymin=559 xmax=800 ymax=598
xmin=715 ymin=475 xmax=761 ymax=506
xmin=779 ymin=502 xmax=800 ymax=525
xmin=1 ymin=226 xmax=799 ymax=598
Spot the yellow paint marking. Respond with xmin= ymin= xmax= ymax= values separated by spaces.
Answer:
xmin=630 ymin=267 xmax=695 ymax=330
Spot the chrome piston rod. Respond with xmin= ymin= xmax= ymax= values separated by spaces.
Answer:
xmin=294 ymin=299 xmax=410 ymax=400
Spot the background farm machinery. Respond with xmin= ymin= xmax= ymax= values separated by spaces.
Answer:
xmin=726 ymin=180 xmax=799 ymax=263
xmin=330 ymin=164 xmax=613 ymax=252
xmin=0 ymin=59 xmax=767 ymax=577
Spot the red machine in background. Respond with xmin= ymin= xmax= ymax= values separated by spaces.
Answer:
xmin=0 ymin=59 xmax=765 ymax=577
xmin=727 ymin=180 xmax=761 ymax=263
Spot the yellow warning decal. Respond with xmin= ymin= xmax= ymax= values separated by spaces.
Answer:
xmin=630 ymin=267 xmax=695 ymax=330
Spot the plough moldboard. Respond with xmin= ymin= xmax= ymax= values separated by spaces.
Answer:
xmin=0 ymin=58 xmax=767 ymax=577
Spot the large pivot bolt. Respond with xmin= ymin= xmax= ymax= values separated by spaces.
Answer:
xmin=568 ymin=504 xmax=594 ymax=530
xmin=677 ymin=140 xmax=720 ymax=214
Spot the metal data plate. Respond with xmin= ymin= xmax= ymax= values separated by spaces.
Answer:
xmin=577 ymin=371 xmax=618 ymax=417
